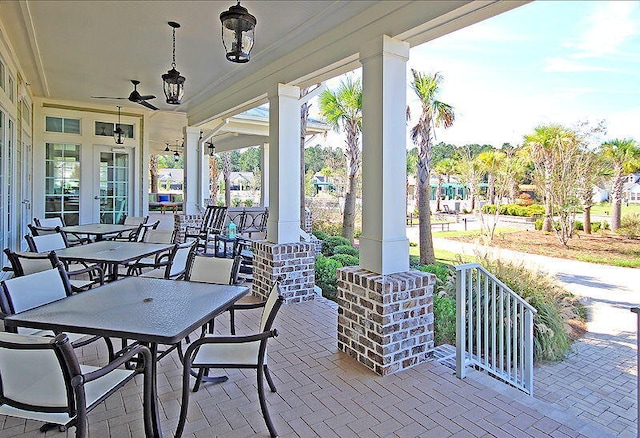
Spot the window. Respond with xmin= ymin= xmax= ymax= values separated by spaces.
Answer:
xmin=95 ymin=121 xmax=134 ymax=139
xmin=21 ymin=102 xmax=30 ymax=126
xmin=0 ymin=60 xmax=4 ymax=91
xmin=45 ymin=116 xmax=81 ymax=134
xmin=45 ymin=143 xmax=80 ymax=225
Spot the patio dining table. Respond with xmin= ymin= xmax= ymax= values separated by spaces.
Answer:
xmin=61 ymin=223 xmax=139 ymax=241
xmin=5 ymin=276 xmax=249 ymax=438
xmin=54 ymin=240 xmax=174 ymax=282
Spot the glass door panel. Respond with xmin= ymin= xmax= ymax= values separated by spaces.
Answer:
xmin=95 ymin=148 xmax=131 ymax=224
xmin=44 ymin=143 xmax=80 ymax=225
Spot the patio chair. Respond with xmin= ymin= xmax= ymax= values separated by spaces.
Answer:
xmin=184 ymin=205 xmax=227 ymax=253
xmin=3 ymin=248 xmax=104 ymax=293
xmin=23 ymin=231 xmax=105 ymax=292
xmin=28 ymin=223 xmax=89 ymax=247
xmin=176 ymin=281 xmax=284 ymax=438
xmin=33 ymin=216 xmax=90 ymax=245
xmin=112 ymin=217 xmax=154 ymax=242
xmin=0 ymin=332 xmax=154 ymax=438
xmin=0 ymin=261 xmax=113 ymax=360
xmin=135 ymin=239 xmax=198 ymax=279
xmin=184 ymin=254 xmax=243 ymax=334
xmin=142 ymin=229 xmax=176 ymax=244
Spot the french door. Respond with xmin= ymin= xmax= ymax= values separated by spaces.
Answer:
xmin=94 ymin=146 xmax=133 ymax=224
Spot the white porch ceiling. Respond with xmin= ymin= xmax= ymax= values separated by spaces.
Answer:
xmin=0 ymin=1 xmax=527 ymax=153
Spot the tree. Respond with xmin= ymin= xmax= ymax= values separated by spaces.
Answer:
xmin=149 ymin=154 xmax=159 ymax=194
xmin=236 ymin=147 xmax=261 ymax=172
xmin=221 ymin=151 xmax=232 ymax=207
xmin=600 ymin=138 xmax=640 ymax=230
xmin=209 ymin=155 xmax=219 ymax=202
xmin=406 ymin=148 xmax=418 ymax=213
xmin=432 ymin=158 xmax=457 ymax=212
xmin=408 ymin=69 xmax=455 ymax=265
xmin=525 ymin=124 xmax=586 ymax=246
xmin=576 ymin=150 xmax=605 ymax=234
xmin=319 ymin=76 xmax=362 ymax=244
xmin=476 ymin=149 xmax=506 ymax=205
xmin=456 ymin=147 xmax=484 ymax=212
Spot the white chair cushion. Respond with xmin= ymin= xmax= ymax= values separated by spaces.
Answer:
xmin=189 ymin=256 xmax=233 ymax=285
xmin=140 ymin=268 xmax=166 ymax=279
xmin=192 ymin=338 xmax=264 ymax=366
xmin=31 ymin=233 xmax=66 ymax=252
xmin=3 ymin=268 xmax=67 ymax=313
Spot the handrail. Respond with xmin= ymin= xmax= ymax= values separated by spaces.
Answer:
xmin=631 ymin=307 xmax=640 ymax=438
xmin=456 ymin=263 xmax=537 ymax=395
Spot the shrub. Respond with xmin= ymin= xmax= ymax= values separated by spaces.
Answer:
xmin=329 ymin=253 xmax=359 ymax=267
xmin=527 ymin=204 xmax=545 ymax=216
xmin=312 ymin=230 xmax=329 ymax=241
xmin=483 ymin=203 xmax=545 ymax=217
xmin=415 ymin=263 xmax=452 ymax=290
xmin=231 ymin=197 xmax=242 ymax=207
xmin=574 ymin=220 xmax=583 ymax=231
xmin=314 ymin=255 xmax=342 ymax=300
xmin=333 ymin=245 xmax=359 ymax=257
xmin=482 ymin=204 xmax=498 ymax=214
xmin=617 ymin=213 xmax=640 ymax=239
xmin=476 ymin=254 xmax=585 ymax=363
xmin=243 ymin=199 xmax=254 ymax=207
xmin=322 ymin=236 xmax=351 ymax=256
xmin=433 ymin=294 xmax=456 ymax=345
xmin=313 ymin=221 xmax=343 ymax=237
xmin=535 ymin=218 xmax=544 ymax=230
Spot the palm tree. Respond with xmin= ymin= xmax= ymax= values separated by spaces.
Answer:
xmin=149 ymin=154 xmax=159 ymax=194
xmin=600 ymin=138 xmax=640 ymax=230
xmin=319 ymin=76 xmax=362 ymax=244
xmin=476 ymin=150 xmax=506 ymax=205
xmin=406 ymin=148 xmax=418 ymax=215
xmin=432 ymin=158 xmax=457 ymax=212
xmin=221 ymin=151 xmax=232 ymax=207
xmin=409 ymin=70 xmax=455 ymax=265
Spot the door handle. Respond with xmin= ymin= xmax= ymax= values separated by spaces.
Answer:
xmin=94 ymin=196 xmax=100 ymax=200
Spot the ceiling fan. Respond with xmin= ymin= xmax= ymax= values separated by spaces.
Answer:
xmin=92 ymin=79 xmax=158 ymax=110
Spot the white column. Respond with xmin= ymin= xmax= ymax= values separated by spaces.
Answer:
xmin=267 ymin=84 xmax=301 ymax=243
xmin=359 ymin=35 xmax=410 ymax=275
xmin=183 ymin=126 xmax=201 ymax=215
xmin=261 ymin=142 xmax=270 ymax=207
xmin=200 ymin=141 xmax=209 ymax=207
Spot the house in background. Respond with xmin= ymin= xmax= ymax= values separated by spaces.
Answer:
xmin=623 ymin=173 xmax=640 ymax=203
xmin=158 ymin=169 xmax=184 ymax=192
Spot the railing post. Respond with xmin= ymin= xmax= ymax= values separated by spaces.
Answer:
xmin=524 ymin=310 xmax=534 ymax=396
xmin=456 ymin=267 xmax=466 ymax=379
xmin=631 ymin=307 xmax=640 ymax=438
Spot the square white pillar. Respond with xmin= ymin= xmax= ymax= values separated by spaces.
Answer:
xmin=183 ymin=126 xmax=201 ymax=215
xmin=267 ymin=84 xmax=301 ymax=244
xmin=261 ymin=142 xmax=269 ymax=207
xmin=359 ymin=35 xmax=410 ymax=275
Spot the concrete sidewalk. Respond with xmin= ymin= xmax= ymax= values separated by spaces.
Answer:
xmin=412 ymin=230 xmax=639 ymax=437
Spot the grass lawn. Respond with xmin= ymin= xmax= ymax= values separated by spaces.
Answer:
xmin=431 ymin=228 xmax=521 ymax=239
xmin=409 ymin=245 xmax=475 ymax=265
xmin=445 ymin=230 xmax=640 ymax=268
xmin=589 ymin=203 xmax=640 ymax=217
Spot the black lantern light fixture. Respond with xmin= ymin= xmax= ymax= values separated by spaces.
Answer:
xmin=164 ymin=143 xmax=171 ymax=152
xmin=114 ymin=106 xmax=125 ymax=145
xmin=173 ymin=149 xmax=180 ymax=162
xmin=206 ymin=141 xmax=216 ymax=157
xmin=220 ymin=1 xmax=256 ymax=63
xmin=162 ymin=21 xmax=186 ymax=105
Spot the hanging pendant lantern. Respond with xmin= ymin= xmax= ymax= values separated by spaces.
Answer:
xmin=207 ymin=142 xmax=216 ymax=157
xmin=114 ymin=106 xmax=125 ymax=145
xmin=220 ymin=1 xmax=256 ymax=63
xmin=162 ymin=21 xmax=186 ymax=105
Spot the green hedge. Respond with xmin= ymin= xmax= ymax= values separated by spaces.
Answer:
xmin=329 ymin=253 xmax=359 ymax=267
xmin=482 ymin=203 xmax=545 ymax=217
xmin=315 ymin=255 xmax=342 ymax=300
xmin=333 ymin=245 xmax=359 ymax=257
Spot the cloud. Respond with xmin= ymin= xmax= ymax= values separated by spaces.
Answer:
xmin=542 ymin=57 xmax=616 ymax=73
xmin=571 ymin=2 xmax=639 ymax=58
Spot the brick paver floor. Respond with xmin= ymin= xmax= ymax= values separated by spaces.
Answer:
xmin=0 ymin=294 xmax=612 ymax=437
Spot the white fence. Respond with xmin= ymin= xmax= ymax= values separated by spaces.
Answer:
xmin=455 ymin=263 xmax=537 ymax=395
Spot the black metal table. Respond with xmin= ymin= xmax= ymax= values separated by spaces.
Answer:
xmin=5 ymin=277 xmax=249 ymax=438
xmin=61 ymin=223 xmax=139 ymax=241
xmin=54 ymin=240 xmax=174 ymax=281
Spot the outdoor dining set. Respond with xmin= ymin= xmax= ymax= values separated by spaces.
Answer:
xmin=0 ymin=205 xmax=280 ymax=438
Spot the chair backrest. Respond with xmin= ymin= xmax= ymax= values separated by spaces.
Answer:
xmin=136 ymin=220 xmax=160 ymax=242
xmin=0 ymin=264 xmax=72 ymax=318
xmin=203 ymin=206 xmax=228 ymax=234
xmin=27 ymin=223 xmax=58 ymax=236
xmin=25 ymin=229 xmax=68 ymax=252
xmin=142 ymin=229 xmax=175 ymax=244
xmin=34 ymin=216 xmax=65 ymax=228
xmin=260 ymin=281 xmax=284 ymax=332
xmin=3 ymin=249 xmax=57 ymax=276
xmin=0 ymin=332 xmax=77 ymax=415
xmin=165 ymin=240 xmax=199 ymax=279
xmin=185 ymin=255 xmax=241 ymax=285
xmin=123 ymin=216 xmax=149 ymax=226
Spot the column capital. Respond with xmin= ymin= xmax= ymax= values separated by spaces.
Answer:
xmin=359 ymin=35 xmax=410 ymax=65
xmin=267 ymin=83 xmax=300 ymax=99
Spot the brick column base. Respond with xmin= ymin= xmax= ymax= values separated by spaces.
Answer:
xmin=253 ymin=241 xmax=316 ymax=303
xmin=173 ymin=214 xmax=203 ymax=243
xmin=337 ymin=267 xmax=435 ymax=376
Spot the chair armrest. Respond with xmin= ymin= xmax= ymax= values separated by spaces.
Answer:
xmin=185 ymin=329 xmax=278 ymax=359
xmin=229 ymin=301 xmax=265 ymax=311
xmin=67 ymin=263 xmax=105 ymax=285
xmin=82 ymin=343 xmax=152 ymax=383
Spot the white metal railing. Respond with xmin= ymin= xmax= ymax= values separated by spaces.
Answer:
xmin=630 ymin=307 xmax=640 ymax=438
xmin=455 ymin=263 xmax=537 ymax=395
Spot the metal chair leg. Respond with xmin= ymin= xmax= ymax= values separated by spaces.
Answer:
xmin=264 ymin=365 xmax=277 ymax=392
xmin=257 ymin=365 xmax=278 ymax=437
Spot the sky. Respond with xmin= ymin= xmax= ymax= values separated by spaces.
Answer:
xmin=317 ymin=1 xmax=640 ymax=150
